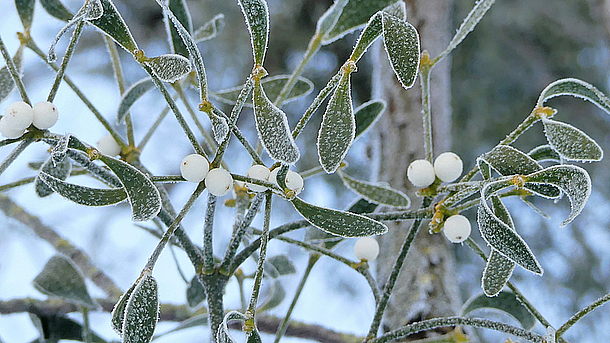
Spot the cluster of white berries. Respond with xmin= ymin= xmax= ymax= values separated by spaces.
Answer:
xmin=407 ymin=152 xmax=463 ymax=188
xmin=353 ymin=236 xmax=380 ymax=261
xmin=1 ymin=101 xmax=59 ymax=138
xmin=179 ymin=154 xmax=233 ymax=196
xmin=442 ymin=214 xmax=471 ymax=243
xmin=245 ymin=165 xmax=304 ymax=195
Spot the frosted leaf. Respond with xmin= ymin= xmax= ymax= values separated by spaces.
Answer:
xmin=381 ymin=12 xmax=420 ymax=90
xmin=89 ymin=0 xmax=138 ymax=53
xmin=477 ymin=158 xmax=492 ymax=180
xmin=86 ymin=0 xmax=104 ymax=20
xmin=339 ymin=170 xmax=410 ymax=208
xmin=208 ymin=107 xmax=229 ymax=143
xmin=537 ymin=78 xmax=610 ymax=114
xmin=32 ymin=255 xmax=99 ymax=309
xmin=349 ymin=13 xmax=382 ymax=63
xmin=524 ymin=165 xmax=591 ymax=227
xmin=38 ymin=172 xmax=128 ymax=206
xmin=35 ymin=156 xmax=71 ymax=197
xmin=50 ymin=134 xmax=71 ymax=166
xmin=16 ymin=0 xmax=35 ymax=30
xmin=155 ymin=0 xmax=208 ymax=99
xmin=324 ymin=0 xmax=402 ymax=44
xmin=291 ymin=196 xmax=388 ymax=237
xmin=144 ymin=54 xmax=191 ymax=83
xmin=253 ymin=80 xmax=300 ymax=164
xmin=477 ymin=203 xmax=543 ymax=275
xmin=354 ymin=100 xmax=386 ymax=139
xmin=246 ymin=328 xmax=263 ymax=343
xmin=111 ymin=282 xmax=136 ymax=335
xmin=267 ymin=255 xmax=296 ymax=276
xmin=186 ymin=276 xmax=206 ymax=308
xmin=0 ymin=45 xmax=24 ymax=103
xmin=212 ymin=75 xmax=313 ymax=107
xmin=122 ymin=274 xmax=159 ymax=343
xmin=542 ymin=118 xmax=603 ymax=162
xmin=236 ymin=0 xmax=269 ymax=66
xmin=527 ymin=144 xmax=561 ymax=163
xmin=257 ymin=279 xmax=286 ymax=312
xmin=316 ymin=0 xmax=349 ymax=37
xmin=164 ymin=0 xmax=192 ymax=57
xmin=40 ymin=0 xmax=74 ymax=22
xmin=99 ymin=155 xmax=162 ymax=221
xmin=317 ymin=72 xmax=354 ymax=173
xmin=462 ymin=291 xmax=535 ymax=330
xmin=193 ymin=14 xmax=226 ymax=43
xmin=217 ymin=311 xmax=247 ymax=343
xmin=117 ymin=78 xmax=155 ymax=123
xmin=444 ymin=0 xmax=495 ymax=55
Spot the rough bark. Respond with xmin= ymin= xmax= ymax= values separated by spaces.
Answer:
xmin=372 ymin=0 xmax=461 ymax=334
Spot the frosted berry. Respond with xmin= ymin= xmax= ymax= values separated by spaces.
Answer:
xmin=442 ymin=214 xmax=471 ymax=243
xmin=96 ymin=134 xmax=121 ymax=156
xmin=4 ymin=101 xmax=33 ymax=130
xmin=434 ymin=152 xmax=463 ymax=182
xmin=32 ymin=101 xmax=59 ymax=129
xmin=407 ymin=159 xmax=435 ymax=188
xmin=205 ymin=168 xmax=233 ymax=196
xmin=354 ymin=237 xmax=380 ymax=261
xmin=270 ymin=168 xmax=303 ymax=195
xmin=0 ymin=116 xmax=25 ymax=138
xmin=246 ymin=165 xmax=270 ymax=192
xmin=180 ymin=154 xmax=209 ymax=183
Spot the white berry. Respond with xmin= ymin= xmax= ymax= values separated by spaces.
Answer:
xmin=434 ymin=152 xmax=463 ymax=183
xmin=270 ymin=168 xmax=303 ymax=195
xmin=442 ymin=214 xmax=471 ymax=243
xmin=246 ymin=165 xmax=270 ymax=192
xmin=32 ymin=101 xmax=59 ymax=129
xmin=407 ymin=159 xmax=436 ymax=188
xmin=96 ymin=134 xmax=121 ymax=156
xmin=354 ymin=237 xmax=380 ymax=261
xmin=0 ymin=116 xmax=25 ymax=138
xmin=205 ymin=168 xmax=233 ymax=196
xmin=180 ymin=154 xmax=209 ymax=183
xmin=4 ymin=101 xmax=33 ymax=130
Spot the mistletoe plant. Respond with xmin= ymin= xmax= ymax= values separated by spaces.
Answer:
xmin=1 ymin=0 xmax=609 ymax=342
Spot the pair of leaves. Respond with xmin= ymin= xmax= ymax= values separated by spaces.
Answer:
xmin=111 ymin=273 xmax=159 ymax=342
xmin=339 ymin=171 xmax=409 ymax=208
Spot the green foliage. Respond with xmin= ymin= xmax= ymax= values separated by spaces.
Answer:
xmin=89 ymin=0 xmax=138 ymax=53
xmin=34 ymin=157 xmax=71 ymax=197
xmin=324 ymin=0 xmax=399 ymax=43
xmin=217 ymin=311 xmax=248 ymax=343
xmin=111 ymin=283 xmax=136 ymax=335
xmin=354 ymin=100 xmax=386 ymax=139
xmin=381 ymin=12 xmax=420 ymax=89
xmin=30 ymin=314 xmax=106 ymax=343
xmin=122 ymin=274 xmax=159 ymax=343
xmin=537 ymin=78 xmax=610 ymax=114
xmin=144 ymin=54 xmax=191 ymax=83
xmin=339 ymin=170 xmax=410 ymax=208
xmin=542 ymin=118 xmax=603 ymax=162
xmin=40 ymin=0 xmax=73 ymax=22
xmin=166 ymin=0 xmax=192 ymax=57
xmin=236 ymin=0 xmax=269 ymax=66
xmin=193 ymin=14 xmax=226 ymax=43
xmin=0 ymin=45 xmax=23 ymax=102
xmin=15 ymin=0 xmax=35 ymax=30
xmin=186 ymin=276 xmax=206 ymax=308
xmin=117 ymin=78 xmax=155 ymax=123
xmin=462 ymin=291 xmax=535 ymax=330
xmin=212 ymin=75 xmax=313 ymax=106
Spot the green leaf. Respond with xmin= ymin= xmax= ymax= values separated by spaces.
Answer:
xmin=236 ymin=0 xmax=269 ymax=66
xmin=89 ymin=0 xmax=138 ymax=53
xmin=347 ymin=197 xmax=379 ymax=214
xmin=16 ymin=0 xmax=36 ymax=30
xmin=291 ymin=196 xmax=388 ymax=237
xmin=318 ymin=72 xmax=354 ymax=173
xmin=462 ymin=291 xmax=536 ymax=330
xmin=30 ymin=314 xmax=106 ymax=343
xmin=165 ymin=0 xmax=192 ymax=57
xmin=111 ymin=282 xmax=136 ymax=335
xmin=477 ymin=158 xmax=492 ymax=180
xmin=186 ymin=276 xmax=206 ymax=308
xmin=481 ymin=196 xmax=516 ymax=297
xmin=524 ymin=165 xmax=591 ymax=227
xmin=212 ymin=75 xmax=313 ymax=107
xmin=257 ymin=279 xmax=286 ymax=312
xmin=32 ymin=255 xmax=98 ymax=308
xmin=193 ymin=14 xmax=226 ymax=43
xmin=253 ymin=79 xmax=300 ymax=164
xmin=316 ymin=0 xmax=349 ymax=37
xmin=477 ymin=197 xmax=543 ymax=275
xmin=324 ymin=0 xmax=400 ymax=44
xmin=443 ymin=0 xmax=495 ymax=57
xmin=155 ymin=0 xmax=208 ymax=100
xmin=98 ymin=155 xmax=162 ymax=222
xmin=542 ymin=118 xmax=603 ymax=162
xmin=38 ymin=172 xmax=128 ymax=206
xmin=0 ymin=45 xmax=24 ymax=103
xmin=40 ymin=0 xmax=74 ymax=22
xmin=117 ymin=78 xmax=155 ymax=123
xmin=209 ymin=107 xmax=230 ymax=144
xmin=35 ymin=156 xmax=72 ymax=197
xmin=218 ymin=311 xmax=248 ymax=343
xmin=144 ymin=54 xmax=191 ymax=83
xmin=537 ymin=78 xmax=610 ymax=114
xmin=381 ymin=12 xmax=420 ymax=90
xmin=339 ymin=171 xmax=410 ymax=208
xmin=267 ymin=255 xmax=296 ymax=276
xmin=527 ymin=145 xmax=561 ymax=163
xmin=123 ymin=273 xmax=159 ymax=343
xmin=354 ymin=100 xmax=385 ymax=139
xmin=246 ymin=328 xmax=263 ymax=343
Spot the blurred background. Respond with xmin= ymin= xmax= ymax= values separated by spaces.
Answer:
xmin=1 ymin=0 xmax=610 ymax=342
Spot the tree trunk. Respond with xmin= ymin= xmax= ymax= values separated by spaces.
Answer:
xmin=372 ymin=0 xmax=461 ymax=334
